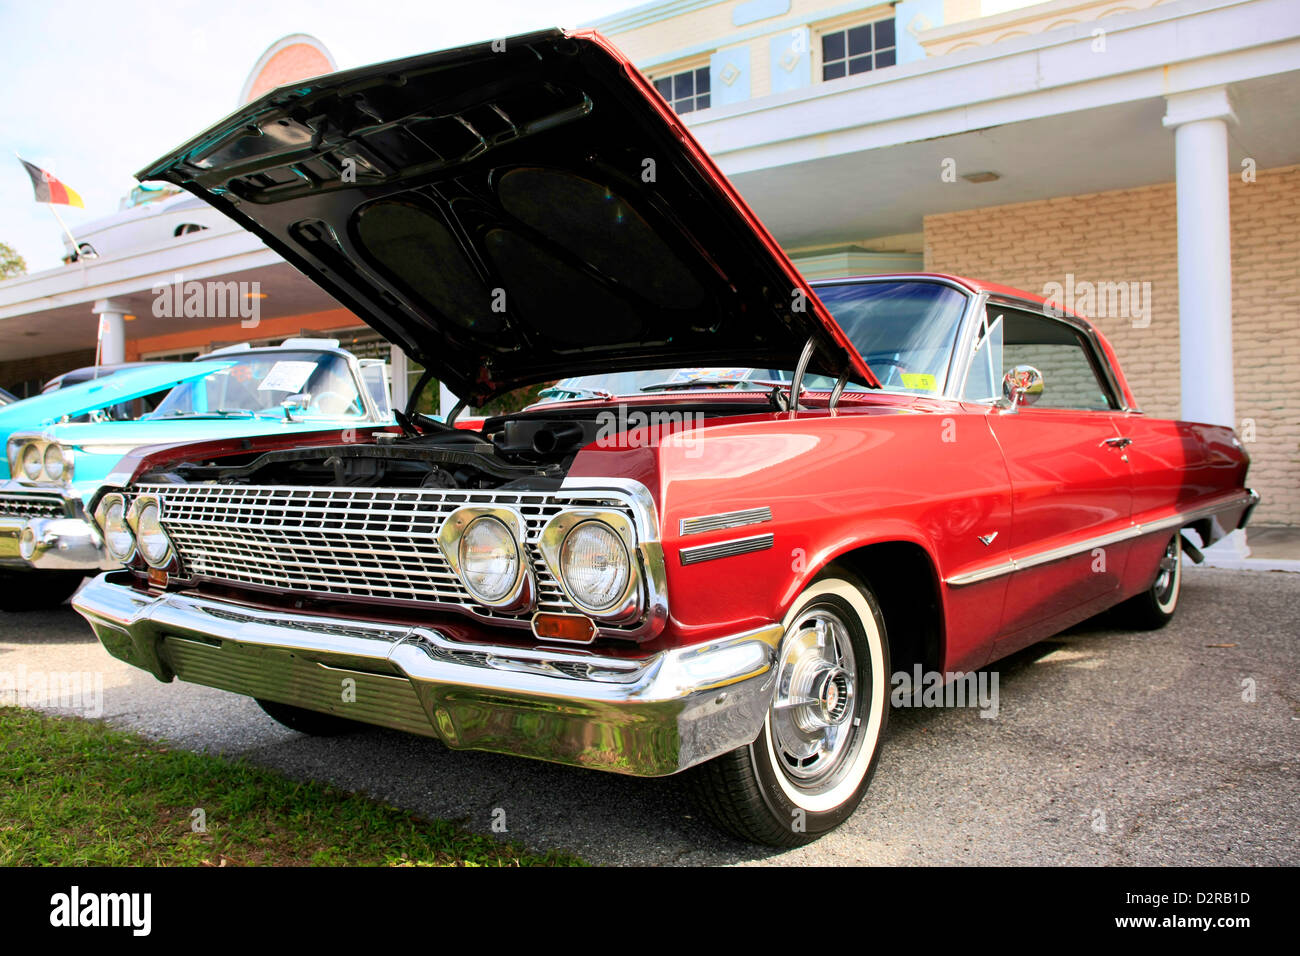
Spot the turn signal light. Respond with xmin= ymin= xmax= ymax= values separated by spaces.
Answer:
xmin=531 ymin=612 xmax=597 ymax=643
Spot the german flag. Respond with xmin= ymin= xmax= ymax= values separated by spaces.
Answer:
xmin=18 ymin=157 xmax=84 ymax=208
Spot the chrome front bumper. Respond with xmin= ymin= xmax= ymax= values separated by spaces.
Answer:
xmin=0 ymin=516 xmax=116 ymax=571
xmin=72 ymin=575 xmax=783 ymax=776
xmin=0 ymin=484 xmax=115 ymax=572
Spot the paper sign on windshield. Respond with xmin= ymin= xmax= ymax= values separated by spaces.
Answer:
xmin=257 ymin=361 xmax=317 ymax=393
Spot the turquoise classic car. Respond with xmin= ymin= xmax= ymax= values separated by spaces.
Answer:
xmin=0 ymin=339 xmax=394 ymax=610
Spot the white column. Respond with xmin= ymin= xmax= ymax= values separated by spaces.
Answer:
xmin=91 ymin=298 xmax=130 ymax=365
xmin=1162 ymin=87 xmax=1236 ymax=428
xmin=1163 ymin=88 xmax=1248 ymax=562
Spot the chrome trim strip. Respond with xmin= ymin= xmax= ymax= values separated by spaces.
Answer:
xmin=944 ymin=491 xmax=1258 ymax=586
xmin=679 ymin=532 xmax=774 ymax=566
xmin=680 ymin=507 xmax=772 ymax=536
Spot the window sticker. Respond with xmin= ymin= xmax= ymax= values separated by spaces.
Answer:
xmin=899 ymin=372 xmax=937 ymax=391
xmin=257 ymin=361 xmax=318 ymax=393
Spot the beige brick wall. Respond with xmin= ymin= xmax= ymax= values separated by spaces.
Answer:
xmin=923 ymin=164 xmax=1300 ymax=526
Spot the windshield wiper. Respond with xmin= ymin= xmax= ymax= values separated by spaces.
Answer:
xmin=157 ymin=409 xmax=255 ymax=418
xmin=639 ymin=378 xmax=758 ymax=393
xmin=541 ymin=386 xmax=615 ymax=401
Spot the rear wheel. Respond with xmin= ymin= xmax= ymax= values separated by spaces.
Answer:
xmin=0 ymin=571 xmax=86 ymax=612
xmin=1114 ymin=533 xmax=1182 ymax=630
xmin=687 ymin=572 xmax=890 ymax=846
xmin=255 ymin=699 xmax=364 ymax=736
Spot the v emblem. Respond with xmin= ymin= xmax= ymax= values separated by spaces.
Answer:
xmin=978 ymin=532 xmax=999 ymax=546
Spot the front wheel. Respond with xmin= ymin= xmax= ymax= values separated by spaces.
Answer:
xmin=686 ymin=572 xmax=890 ymax=846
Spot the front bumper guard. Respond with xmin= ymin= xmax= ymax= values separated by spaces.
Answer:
xmin=73 ymin=574 xmax=783 ymax=777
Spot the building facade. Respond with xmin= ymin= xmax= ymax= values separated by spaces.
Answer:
xmin=588 ymin=0 xmax=1300 ymax=531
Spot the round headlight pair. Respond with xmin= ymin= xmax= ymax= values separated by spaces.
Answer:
xmin=95 ymin=494 xmax=172 ymax=567
xmin=13 ymin=440 xmax=70 ymax=483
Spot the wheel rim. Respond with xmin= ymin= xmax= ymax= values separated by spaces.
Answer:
xmin=1154 ymin=535 xmax=1181 ymax=611
xmin=768 ymin=606 xmax=861 ymax=788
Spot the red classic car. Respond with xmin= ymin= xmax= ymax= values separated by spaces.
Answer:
xmin=72 ymin=30 xmax=1256 ymax=846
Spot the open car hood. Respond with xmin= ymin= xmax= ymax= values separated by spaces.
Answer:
xmin=137 ymin=30 xmax=878 ymax=405
xmin=0 ymin=362 xmax=229 ymax=430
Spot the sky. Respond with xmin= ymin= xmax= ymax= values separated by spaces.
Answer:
xmin=0 ymin=0 xmax=638 ymax=271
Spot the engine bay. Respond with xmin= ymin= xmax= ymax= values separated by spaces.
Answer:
xmin=149 ymin=402 xmax=768 ymax=490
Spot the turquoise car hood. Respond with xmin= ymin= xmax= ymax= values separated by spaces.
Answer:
xmin=0 ymin=363 xmax=229 ymax=431
xmin=52 ymin=416 xmax=362 ymax=452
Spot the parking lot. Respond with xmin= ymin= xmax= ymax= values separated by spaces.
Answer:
xmin=2 ymin=567 xmax=1296 ymax=866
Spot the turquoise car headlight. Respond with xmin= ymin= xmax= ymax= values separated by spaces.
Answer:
xmin=42 ymin=443 xmax=70 ymax=482
xmin=20 ymin=443 xmax=42 ymax=481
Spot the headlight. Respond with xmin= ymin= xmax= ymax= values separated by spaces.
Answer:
xmin=559 ymin=520 xmax=630 ymax=613
xmin=95 ymin=494 xmax=134 ymax=562
xmin=20 ymin=443 xmax=42 ymax=481
xmin=458 ymin=516 xmax=520 ymax=604
xmin=438 ymin=507 xmax=534 ymax=611
xmin=42 ymin=443 xmax=67 ymax=481
xmin=133 ymin=498 xmax=173 ymax=567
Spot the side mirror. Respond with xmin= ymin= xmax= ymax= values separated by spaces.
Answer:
xmin=1002 ymin=365 xmax=1044 ymax=409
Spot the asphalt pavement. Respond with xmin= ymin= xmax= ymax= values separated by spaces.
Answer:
xmin=1 ymin=567 xmax=1296 ymax=866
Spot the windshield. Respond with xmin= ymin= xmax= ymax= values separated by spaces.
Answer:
xmin=528 ymin=281 xmax=969 ymax=403
xmin=150 ymin=351 xmax=368 ymax=420
xmin=814 ymin=280 xmax=969 ymax=394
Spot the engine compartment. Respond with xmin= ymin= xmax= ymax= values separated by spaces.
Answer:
xmin=148 ymin=402 xmax=767 ymax=490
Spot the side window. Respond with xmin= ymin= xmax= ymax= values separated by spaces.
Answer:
xmin=963 ymin=307 xmax=1116 ymax=410
xmin=963 ymin=311 xmax=1004 ymax=402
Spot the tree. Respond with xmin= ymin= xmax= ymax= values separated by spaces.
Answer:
xmin=0 ymin=242 xmax=27 ymax=280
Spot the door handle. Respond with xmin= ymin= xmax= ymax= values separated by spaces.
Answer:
xmin=1101 ymin=437 xmax=1133 ymax=449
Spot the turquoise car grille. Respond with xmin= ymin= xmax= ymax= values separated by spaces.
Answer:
xmin=0 ymin=493 xmax=68 ymax=521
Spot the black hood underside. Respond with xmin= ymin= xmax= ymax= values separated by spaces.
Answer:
xmin=138 ymin=30 xmax=874 ymax=404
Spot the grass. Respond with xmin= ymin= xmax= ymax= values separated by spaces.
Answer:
xmin=0 ymin=708 xmax=583 ymax=866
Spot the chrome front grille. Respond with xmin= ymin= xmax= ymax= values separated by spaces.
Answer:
xmin=127 ymin=483 xmax=624 ymax=624
xmin=0 ymin=492 xmax=68 ymax=520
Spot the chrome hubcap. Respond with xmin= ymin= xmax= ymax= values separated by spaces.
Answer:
xmin=769 ymin=608 xmax=858 ymax=785
xmin=1154 ymin=536 xmax=1180 ymax=600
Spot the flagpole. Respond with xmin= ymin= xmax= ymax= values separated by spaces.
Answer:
xmin=45 ymin=202 xmax=84 ymax=258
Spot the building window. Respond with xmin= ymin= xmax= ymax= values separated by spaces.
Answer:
xmin=653 ymin=66 xmax=711 ymax=113
xmin=821 ymin=18 xmax=896 ymax=80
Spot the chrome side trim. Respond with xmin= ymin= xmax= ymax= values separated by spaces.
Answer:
xmin=679 ymin=532 xmax=774 ymax=566
xmin=944 ymin=491 xmax=1258 ymax=586
xmin=680 ymin=507 xmax=772 ymax=536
